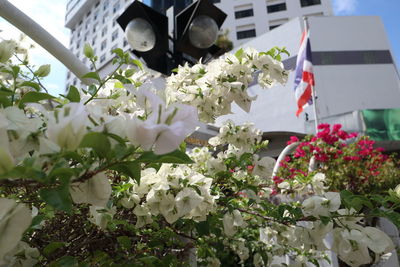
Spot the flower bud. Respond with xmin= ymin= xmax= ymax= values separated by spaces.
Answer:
xmin=34 ymin=64 xmax=51 ymax=77
xmin=394 ymin=184 xmax=400 ymax=198
xmin=0 ymin=40 xmax=16 ymax=63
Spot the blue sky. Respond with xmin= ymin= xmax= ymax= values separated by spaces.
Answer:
xmin=0 ymin=0 xmax=399 ymax=96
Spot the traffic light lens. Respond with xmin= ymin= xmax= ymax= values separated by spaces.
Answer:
xmin=125 ymin=18 xmax=156 ymax=52
xmin=188 ymin=15 xmax=219 ymax=49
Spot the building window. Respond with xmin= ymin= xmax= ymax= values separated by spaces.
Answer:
xmin=103 ymin=12 xmax=109 ymax=24
xmin=300 ymin=0 xmax=321 ymax=7
xmin=92 ymin=36 xmax=97 ymax=46
xmin=95 ymin=1 xmax=100 ymax=8
xmin=94 ymin=10 xmax=98 ymax=20
xmin=112 ymin=17 xmax=117 ymax=27
xmin=111 ymin=30 xmax=118 ymax=42
xmin=211 ymin=0 xmax=221 ymax=3
xmin=76 ymin=41 xmax=80 ymax=50
xmin=85 ymin=19 xmax=90 ymax=29
xmin=235 ymin=9 xmax=254 ymax=19
xmin=102 ymin=26 xmax=107 ymax=37
xmin=113 ymin=3 xmax=120 ymax=13
xmin=87 ymin=11 xmax=91 ymax=17
xmin=73 ymin=78 xmax=77 ymax=86
xmin=100 ymin=54 xmax=106 ymax=63
xmin=67 ymin=71 xmax=70 ymax=79
xmin=236 ymin=29 xmax=256 ymax=40
xmin=123 ymin=39 xmax=128 ymax=47
xmin=269 ymin=24 xmax=281 ymax=30
xmin=101 ymin=40 xmax=107 ymax=51
xmin=267 ymin=3 xmax=287 ymax=13
xmin=111 ymin=44 xmax=118 ymax=55
xmin=79 ymin=20 xmax=83 ymax=26
xmin=93 ymin=25 xmax=97 ymax=33
xmin=103 ymin=0 xmax=109 ymax=10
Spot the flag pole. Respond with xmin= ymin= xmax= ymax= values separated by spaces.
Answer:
xmin=303 ymin=17 xmax=320 ymax=133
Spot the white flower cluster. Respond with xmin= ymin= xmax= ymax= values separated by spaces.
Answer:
xmin=166 ymin=48 xmax=288 ymax=122
xmin=209 ymin=120 xmax=262 ymax=152
xmin=120 ymin=164 xmax=216 ymax=227
xmin=300 ymin=192 xmax=394 ymax=266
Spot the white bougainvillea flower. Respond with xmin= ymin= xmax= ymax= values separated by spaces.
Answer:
xmin=253 ymin=156 xmax=276 ymax=178
xmin=88 ymin=206 xmax=116 ymax=230
xmin=394 ymin=184 xmax=400 ymax=198
xmin=362 ymin=226 xmax=394 ymax=254
xmin=0 ymin=198 xmax=32 ymax=261
xmin=223 ymin=210 xmax=245 ymax=237
xmin=175 ymin=187 xmax=204 ymax=217
xmin=323 ymin=192 xmax=341 ymax=213
xmin=332 ymin=228 xmax=372 ymax=267
xmin=126 ymin=89 xmax=198 ymax=154
xmin=46 ymin=102 xmax=89 ymax=150
xmin=311 ymin=173 xmax=328 ymax=195
xmin=133 ymin=204 xmax=153 ymax=228
xmin=70 ymin=172 xmax=112 ymax=207
xmin=302 ymin=196 xmax=329 ymax=217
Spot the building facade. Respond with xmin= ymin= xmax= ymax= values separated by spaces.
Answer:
xmin=214 ymin=16 xmax=400 ymax=138
xmin=64 ymin=0 xmax=332 ymax=89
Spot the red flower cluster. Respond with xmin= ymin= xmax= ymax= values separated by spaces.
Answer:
xmin=274 ymin=124 xmax=395 ymax=192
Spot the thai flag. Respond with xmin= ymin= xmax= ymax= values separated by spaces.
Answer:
xmin=293 ymin=29 xmax=315 ymax=117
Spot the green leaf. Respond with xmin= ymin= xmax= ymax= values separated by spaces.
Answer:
xmin=136 ymin=150 xmax=194 ymax=164
xmin=11 ymin=65 xmax=20 ymax=78
xmin=79 ymin=132 xmax=111 ymax=159
xmin=20 ymin=81 xmax=41 ymax=91
xmin=0 ymin=96 xmax=11 ymax=108
xmin=83 ymin=43 xmax=95 ymax=59
xmin=110 ymin=161 xmax=140 ymax=183
xmin=131 ymin=59 xmax=143 ymax=70
xmin=48 ymin=168 xmax=76 ymax=183
xmin=113 ymin=74 xmax=131 ymax=84
xmin=124 ymin=68 xmax=136 ymax=77
xmin=43 ymin=242 xmax=65 ymax=256
xmin=117 ymin=236 xmax=131 ymax=250
xmin=319 ymin=216 xmax=331 ymax=225
xmin=52 ymin=256 xmax=78 ymax=267
xmin=384 ymin=211 xmax=400 ymax=228
xmin=40 ymin=183 xmax=72 ymax=213
xmin=34 ymin=64 xmax=51 ymax=77
xmin=88 ymin=84 xmax=97 ymax=96
xmin=195 ymin=221 xmax=210 ymax=235
xmin=234 ymin=48 xmax=244 ymax=61
xmin=18 ymin=91 xmax=54 ymax=108
xmin=112 ymin=48 xmax=124 ymax=58
xmin=81 ymin=72 xmax=101 ymax=82
xmin=66 ymin=85 xmax=80 ymax=102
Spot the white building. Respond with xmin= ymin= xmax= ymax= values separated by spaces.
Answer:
xmin=215 ymin=16 xmax=400 ymax=137
xmin=64 ymin=0 xmax=332 ymax=89
xmin=214 ymin=0 xmax=332 ymax=47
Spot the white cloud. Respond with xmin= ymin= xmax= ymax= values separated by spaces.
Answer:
xmin=333 ymin=0 xmax=358 ymax=15
xmin=0 ymin=0 xmax=70 ymax=96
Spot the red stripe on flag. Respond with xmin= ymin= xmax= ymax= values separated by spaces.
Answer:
xmin=302 ymin=71 xmax=315 ymax=86
xmin=300 ymin=30 xmax=307 ymax=45
xmin=296 ymin=84 xmax=312 ymax=117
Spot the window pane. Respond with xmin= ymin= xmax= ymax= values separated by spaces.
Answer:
xmin=236 ymin=29 xmax=256 ymax=40
xmin=267 ymin=3 xmax=287 ymax=13
xmin=235 ymin=9 xmax=254 ymax=19
xmin=300 ymin=0 xmax=321 ymax=7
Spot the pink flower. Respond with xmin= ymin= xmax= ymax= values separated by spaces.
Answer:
xmin=287 ymin=136 xmax=299 ymax=145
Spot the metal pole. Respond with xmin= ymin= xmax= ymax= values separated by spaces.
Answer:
xmin=303 ymin=17 xmax=320 ymax=133
xmin=0 ymin=0 xmax=92 ymax=85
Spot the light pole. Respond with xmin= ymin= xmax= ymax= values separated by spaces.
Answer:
xmin=117 ymin=0 xmax=227 ymax=75
xmin=0 ymin=0 xmax=91 ymax=85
